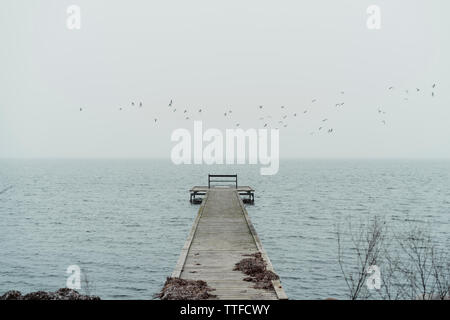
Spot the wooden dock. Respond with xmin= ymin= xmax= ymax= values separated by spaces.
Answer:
xmin=172 ymin=175 xmax=287 ymax=300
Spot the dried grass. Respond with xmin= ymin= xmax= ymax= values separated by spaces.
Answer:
xmin=0 ymin=288 xmax=100 ymax=300
xmin=233 ymin=252 xmax=279 ymax=290
xmin=156 ymin=277 xmax=216 ymax=300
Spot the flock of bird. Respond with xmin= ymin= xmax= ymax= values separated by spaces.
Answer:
xmin=79 ymin=83 xmax=438 ymax=135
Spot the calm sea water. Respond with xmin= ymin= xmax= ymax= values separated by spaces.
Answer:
xmin=0 ymin=159 xmax=449 ymax=299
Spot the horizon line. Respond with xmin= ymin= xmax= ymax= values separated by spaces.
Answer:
xmin=1 ymin=157 xmax=450 ymax=161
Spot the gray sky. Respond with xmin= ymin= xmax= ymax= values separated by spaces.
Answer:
xmin=1 ymin=0 xmax=449 ymax=159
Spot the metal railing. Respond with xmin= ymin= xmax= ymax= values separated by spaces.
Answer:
xmin=208 ymin=174 xmax=238 ymax=189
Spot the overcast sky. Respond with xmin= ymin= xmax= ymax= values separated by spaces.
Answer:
xmin=0 ymin=0 xmax=449 ymax=159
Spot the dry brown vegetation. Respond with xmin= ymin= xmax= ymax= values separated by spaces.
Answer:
xmin=156 ymin=277 xmax=217 ymax=300
xmin=0 ymin=288 xmax=100 ymax=300
xmin=234 ymin=252 xmax=279 ymax=290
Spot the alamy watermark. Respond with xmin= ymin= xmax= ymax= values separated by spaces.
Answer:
xmin=367 ymin=5 xmax=381 ymax=30
xmin=170 ymin=121 xmax=280 ymax=175
xmin=66 ymin=265 xmax=81 ymax=289
xmin=366 ymin=265 xmax=381 ymax=290
xmin=66 ymin=5 xmax=81 ymax=30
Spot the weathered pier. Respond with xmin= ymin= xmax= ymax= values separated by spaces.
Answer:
xmin=172 ymin=175 xmax=287 ymax=300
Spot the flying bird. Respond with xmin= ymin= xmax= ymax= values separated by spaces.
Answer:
xmin=0 ymin=186 xmax=13 ymax=195
xmin=79 ymin=108 xmax=83 ymax=111
xmin=169 ymin=100 xmax=173 ymax=107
